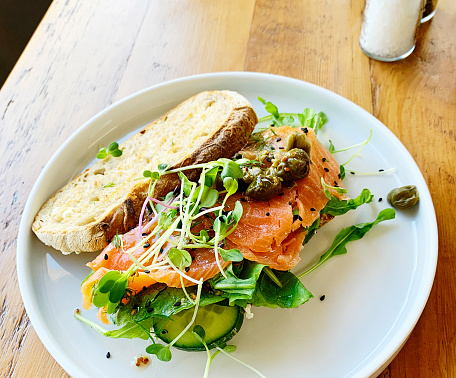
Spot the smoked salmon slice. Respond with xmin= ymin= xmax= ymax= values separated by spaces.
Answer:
xmin=82 ymin=125 xmax=343 ymax=310
xmin=224 ymin=126 xmax=343 ymax=270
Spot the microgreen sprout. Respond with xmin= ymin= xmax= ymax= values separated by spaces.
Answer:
xmin=344 ymin=167 xmax=397 ymax=176
xmin=97 ymin=142 xmax=123 ymax=159
xmin=256 ymin=97 xmax=328 ymax=136
xmin=214 ymin=345 xmax=267 ymax=378
xmin=102 ymin=182 xmax=115 ymax=188
xmin=321 ymin=178 xmax=348 ymax=200
xmin=191 ymin=324 xmax=265 ymax=378
xmin=112 ymin=231 xmax=121 ymax=250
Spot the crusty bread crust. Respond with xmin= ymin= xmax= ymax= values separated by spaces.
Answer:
xmin=32 ymin=91 xmax=258 ymax=253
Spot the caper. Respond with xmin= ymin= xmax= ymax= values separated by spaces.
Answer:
xmin=286 ymin=132 xmax=312 ymax=156
xmin=245 ymin=174 xmax=282 ymax=201
xmin=274 ymin=148 xmax=311 ymax=181
xmin=387 ymin=185 xmax=419 ymax=210
xmin=242 ymin=166 xmax=262 ymax=185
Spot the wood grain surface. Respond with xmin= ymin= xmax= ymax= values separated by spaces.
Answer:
xmin=0 ymin=0 xmax=455 ymax=377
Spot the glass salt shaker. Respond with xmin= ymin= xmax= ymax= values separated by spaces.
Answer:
xmin=359 ymin=0 xmax=425 ymax=62
xmin=421 ymin=0 xmax=438 ymax=23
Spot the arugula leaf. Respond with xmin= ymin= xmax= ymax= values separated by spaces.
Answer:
xmin=112 ymin=286 xmax=224 ymax=328
xmin=74 ymin=310 xmax=165 ymax=340
xmin=102 ymin=318 xmax=157 ymax=339
xmin=209 ymin=262 xmax=264 ymax=306
xmin=252 ymin=270 xmax=313 ymax=309
xmin=303 ymin=218 xmax=320 ymax=245
xmin=298 ymin=208 xmax=396 ymax=278
xmin=321 ymin=188 xmax=374 ymax=216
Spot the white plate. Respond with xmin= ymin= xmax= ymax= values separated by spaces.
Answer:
xmin=18 ymin=72 xmax=437 ymax=378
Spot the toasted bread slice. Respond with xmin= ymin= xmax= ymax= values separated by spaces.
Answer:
xmin=32 ymin=91 xmax=258 ymax=253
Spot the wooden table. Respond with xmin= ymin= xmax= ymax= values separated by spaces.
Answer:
xmin=1 ymin=1 xmax=455 ymax=377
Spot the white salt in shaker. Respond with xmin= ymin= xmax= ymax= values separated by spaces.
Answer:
xmin=359 ymin=0 xmax=425 ymax=62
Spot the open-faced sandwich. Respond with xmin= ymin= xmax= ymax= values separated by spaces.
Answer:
xmin=32 ymin=90 xmax=394 ymax=374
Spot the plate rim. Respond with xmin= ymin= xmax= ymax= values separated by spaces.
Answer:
xmin=17 ymin=71 xmax=438 ymax=378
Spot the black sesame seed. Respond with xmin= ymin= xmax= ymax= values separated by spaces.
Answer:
xmin=144 ymin=270 xmax=150 ymax=274
xmin=143 ymin=286 xmax=147 ymax=291
xmin=219 ymin=243 xmax=225 ymax=248
xmin=378 ymin=198 xmax=383 ymax=202
xmin=266 ymin=212 xmax=270 ymax=216
xmin=310 ymin=208 xmax=316 ymax=211
xmin=270 ymin=146 xmax=275 ymax=150
xmin=270 ymin=124 xmax=274 ymax=127
xmin=185 ymin=267 xmax=190 ymax=272
xmin=338 ymin=174 xmax=341 ymax=179
xmin=293 ymin=215 xmax=299 ymax=222
xmin=288 ymin=201 xmax=292 ymax=205
xmin=143 ymin=243 xmax=150 ymax=248
xmin=322 ymin=157 xmax=327 ymax=162
xmin=266 ymin=157 xmax=272 ymax=162
xmin=350 ymin=171 xmax=355 ymax=175
xmin=301 ymin=127 xmax=308 ymax=134
xmin=324 ymin=168 xmax=329 ymax=172
xmin=320 ymin=295 xmax=326 ymax=301
xmin=279 ymin=146 xmax=284 ymax=149
xmin=279 ymin=193 xmax=284 ymax=196
xmin=297 ymin=215 xmax=303 ymax=221
xmin=106 ymin=352 xmax=111 ymax=359
xmin=104 ymin=254 xmax=108 ymax=260
xmin=173 ymin=186 xmax=180 ymax=196
xmin=129 ymin=226 xmax=135 ymax=231
xmin=379 ymin=169 xmax=384 ymax=172
xmin=160 ymin=247 xmax=164 ymax=253
xmin=236 ymin=153 xmax=242 ymax=159
xmin=276 ymin=137 xmax=282 ymax=142
xmin=106 ymin=239 xmax=111 ymax=243
xmin=161 ymin=330 xmax=168 ymax=335
xmin=142 ymin=233 xmax=147 ymax=237
xmin=240 ymin=197 xmax=246 ymax=202
xmin=174 ymin=302 xmax=181 ymax=307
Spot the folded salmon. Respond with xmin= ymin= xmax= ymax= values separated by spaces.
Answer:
xmin=82 ymin=126 xmax=343 ymax=310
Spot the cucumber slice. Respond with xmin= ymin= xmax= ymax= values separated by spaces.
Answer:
xmin=155 ymin=304 xmax=243 ymax=351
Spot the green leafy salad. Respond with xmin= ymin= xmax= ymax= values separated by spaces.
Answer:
xmin=75 ymin=97 xmax=395 ymax=377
